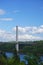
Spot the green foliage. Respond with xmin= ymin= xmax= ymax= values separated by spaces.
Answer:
xmin=0 ymin=40 xmax=43 ymax=55
xmin=24 ymin=53 xmax=42 ymax=65
xmin=0 ymin=43 xmax=16 ymax=52
xmin=20 ymin=61 xmax=26 ymax=65
xmin=0 ymin=52 xmax=43 ymax=65
xmin=0 ymin=40 xmax=43 ymax=65
xmin=22 ymin=40 xmax=43 ymax=55
xmin=0 ymin=53 xmax=26 ymax=65
xmin=0 ymin=55 xmax=7 ymax=65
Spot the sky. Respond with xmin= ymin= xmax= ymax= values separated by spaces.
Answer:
xmin=0 ymin=0 xmax=43 ymax=41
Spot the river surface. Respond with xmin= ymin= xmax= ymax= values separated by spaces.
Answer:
xmin=5 ymin=52 xmax=43 ymax=64
xmin=5 ymin=52 xmax=28 ymax=64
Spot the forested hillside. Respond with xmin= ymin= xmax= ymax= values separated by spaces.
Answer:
xmin=0 ymin=40 xmax=43 ymax=55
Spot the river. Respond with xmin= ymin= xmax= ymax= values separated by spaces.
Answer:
xmin=5 ymin=52 xmax=28 ymax=64
xmin=5 ymin=52 xmax=43 ymax=64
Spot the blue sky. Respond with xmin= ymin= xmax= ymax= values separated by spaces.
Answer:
xmin=0 ymin=0 xmax=43 ymax=41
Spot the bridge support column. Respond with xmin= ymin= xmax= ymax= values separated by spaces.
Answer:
xmin=16 ymin=26 xmax=19 ymax=53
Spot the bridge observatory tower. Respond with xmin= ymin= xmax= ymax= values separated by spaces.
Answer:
xmin=16 ymin=26 xmax=19 ymax=52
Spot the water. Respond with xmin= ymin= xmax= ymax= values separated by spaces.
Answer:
xmin=5 ymin=52 xmax=43 ymax=64
xmin=5 ymin=52 xmax=28 ymax=64
xmin=6 ymin=52 xmax=14 ymax=58
xmin=5 ymin=52 xmax=25 ymax=59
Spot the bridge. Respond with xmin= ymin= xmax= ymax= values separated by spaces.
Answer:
xmin=16 ymin=26 xmax=19 ymax=53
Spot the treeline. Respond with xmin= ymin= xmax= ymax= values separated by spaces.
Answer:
xmin=0 ymin=42 xmax=16 ymax=52
xmin=22 ymin=40 xmax=43 ymax=55
xmin=0 ymin=41 xmax=33 ymax=52
xmin=1 ymin=40 xmax=43 ymax=65
xmin=0 ymin=40 xmax=43 ymax=55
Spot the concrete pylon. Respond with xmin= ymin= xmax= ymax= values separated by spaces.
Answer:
xmin=16 ymin=26 xmax=19 ymax=52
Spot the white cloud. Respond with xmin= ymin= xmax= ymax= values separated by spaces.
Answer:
xmin=40 ymin=25 xmax=43 ymax=28
xmin=18 ymin=27 xmax=26 ymax=33
xmin=0 ymin=18 xmax=13 ymax=21
xmin=12 ymin=26 xmax=31 ymax=33
xmin=0 ymin=25 xmax=43 ymax=41
xmin=0 ymin=29 xmax=6 ymax=37
xmin=0 ymin=9 xmax=6 ymax=15
xmin=0 ymin=29 xmax=15 ymax=41
xmin=0 ymin=29 xmax=42 ymax=41
xmin=32 ymin=26 xmax=43 ymax=34
xmin=18 ymin=34 xmax=42 ymax=41
xmin=3 ymin=33 xmax=15 ymax=41
xmin=12 ymin=25 xmax=43 ymax=34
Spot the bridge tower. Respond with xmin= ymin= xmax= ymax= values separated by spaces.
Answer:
xmin=16 ymin=26 xmax=19 ymax=52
